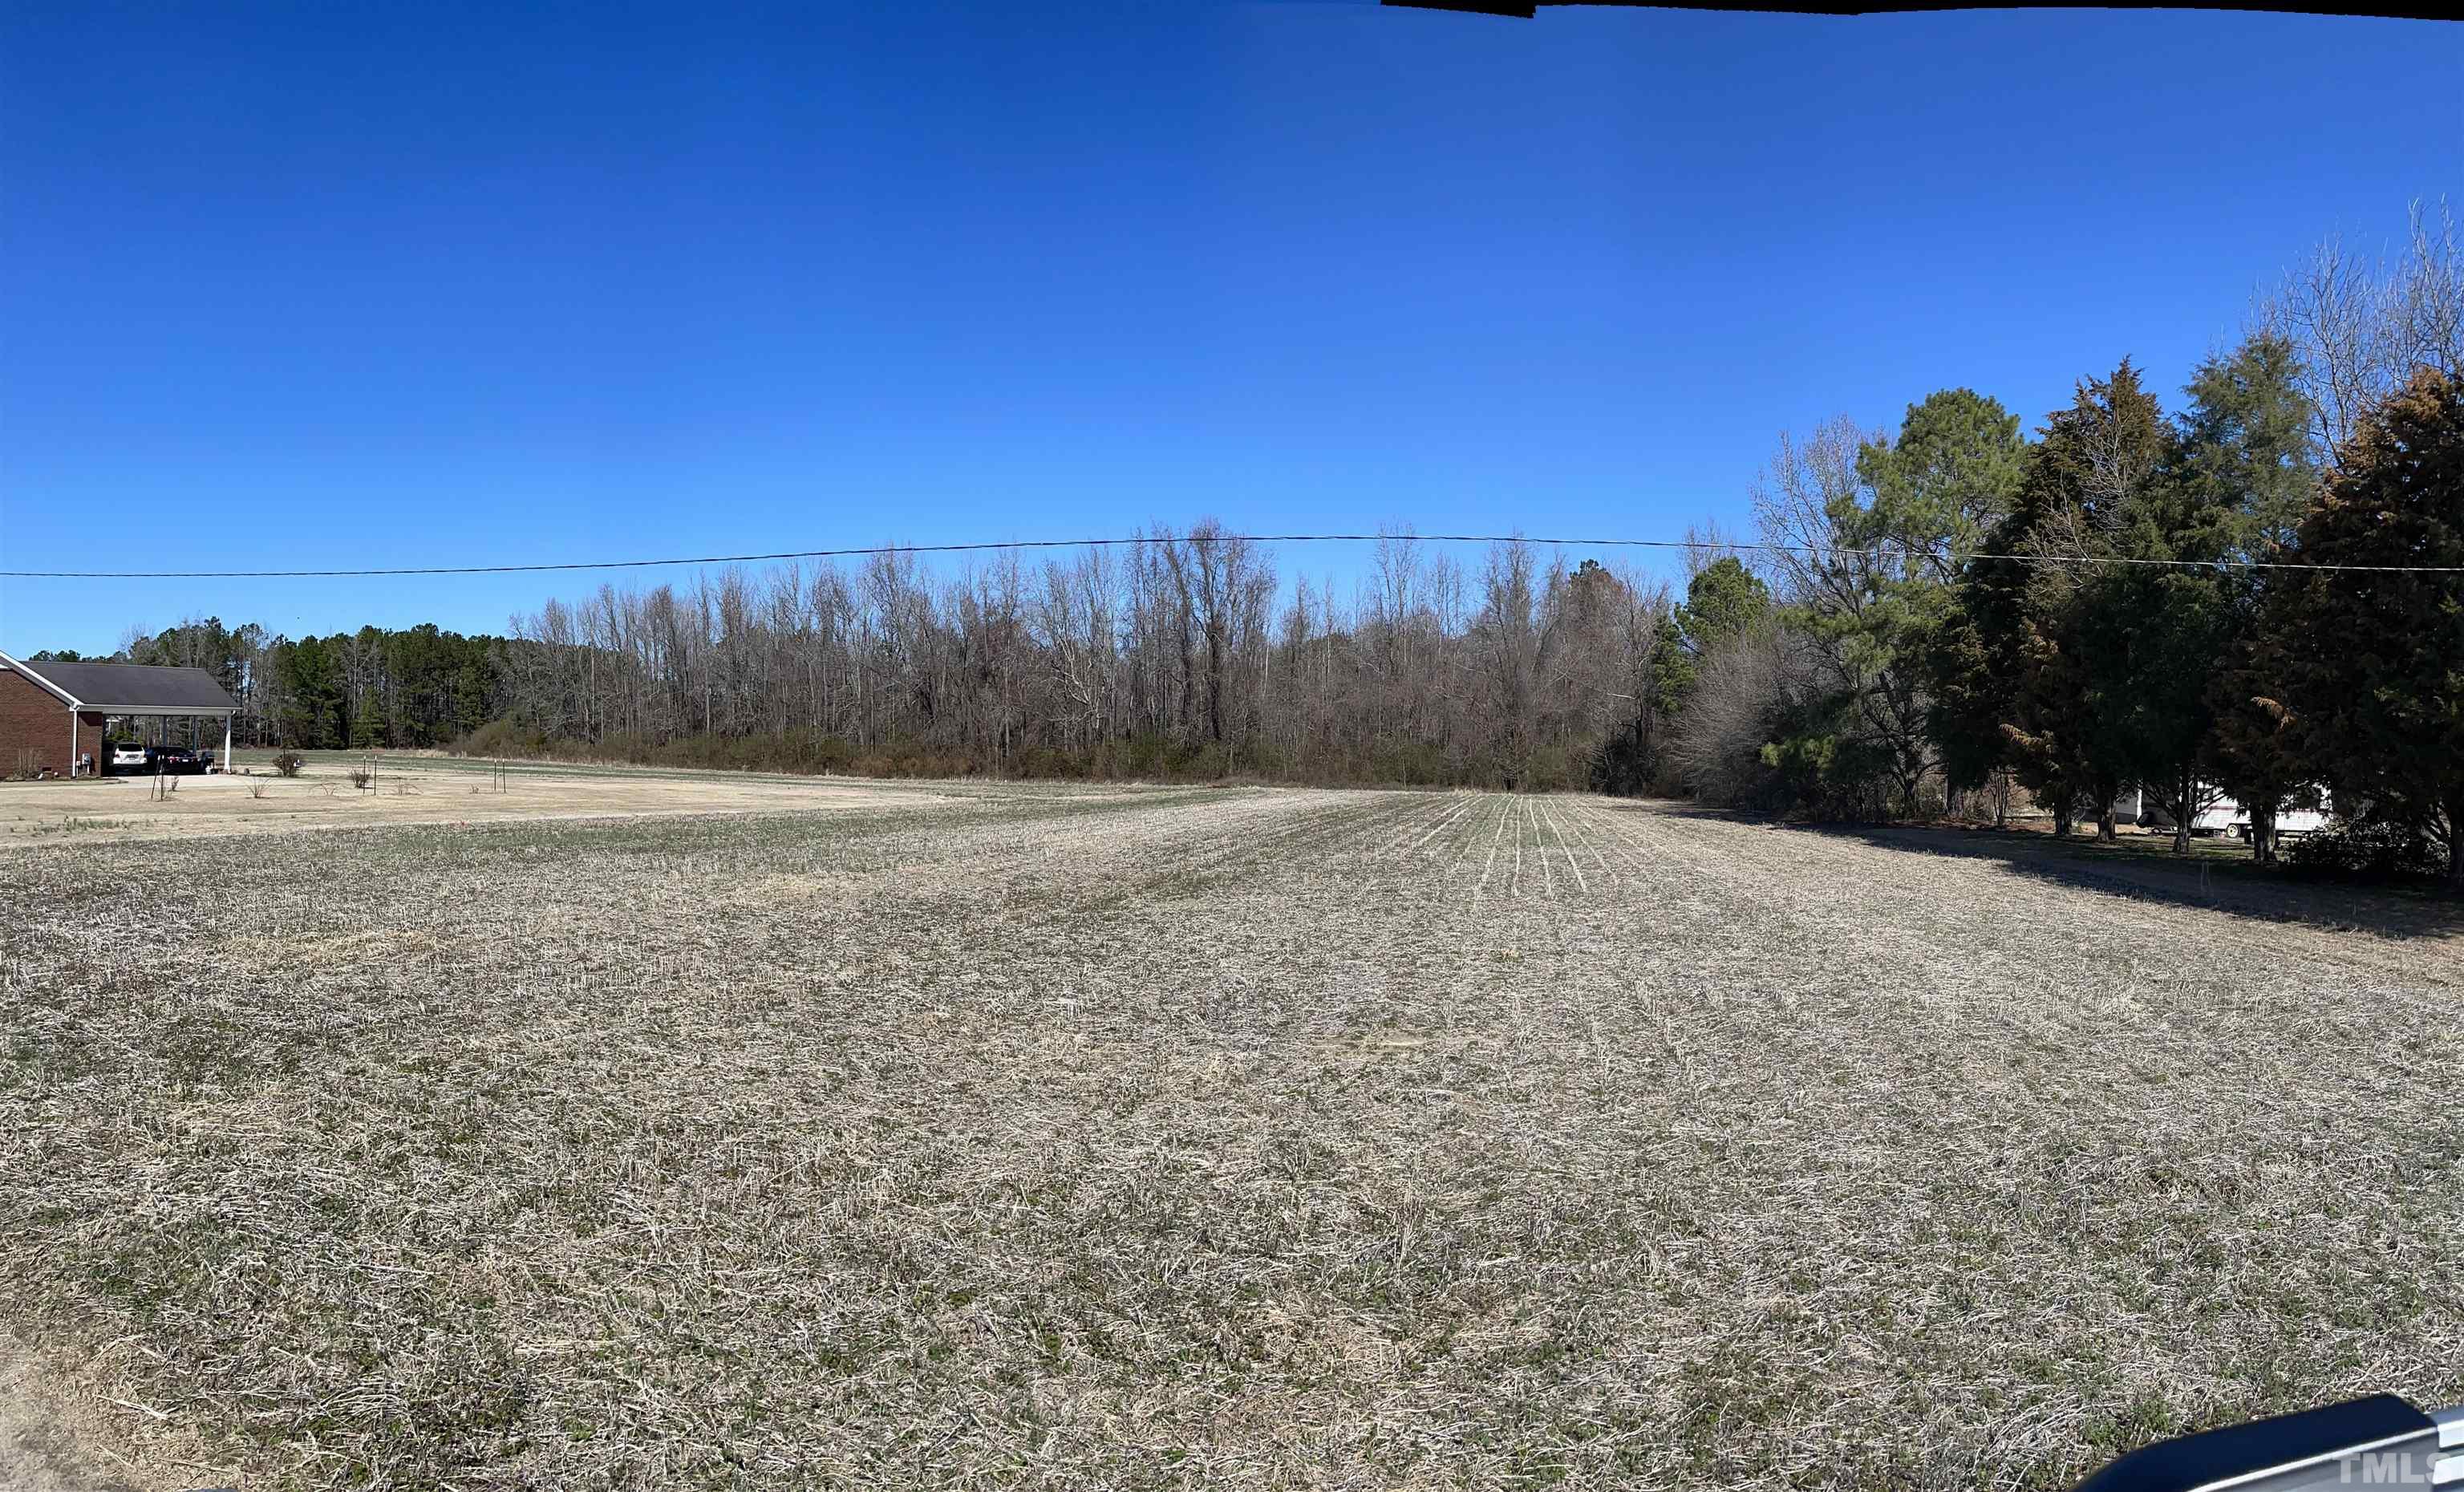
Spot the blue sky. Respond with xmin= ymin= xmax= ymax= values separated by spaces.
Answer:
xmin=2 ymin=1 xmax=2457 ymax=655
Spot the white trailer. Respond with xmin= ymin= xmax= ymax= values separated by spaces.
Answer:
xmin=2225 ymin=797 xmax=2330 ymax=841
xmin=2130 ymin=787 xmax=2237 ymax=837
xmin=2133 ymin=786 xmax=2332 ymax=841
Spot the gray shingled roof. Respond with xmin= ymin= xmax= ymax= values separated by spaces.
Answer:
xmin=12 ymin=660 xmax=239 ymax=711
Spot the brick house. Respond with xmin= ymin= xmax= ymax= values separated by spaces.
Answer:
xmin=0 ymin=651 xmax=240 ymax=777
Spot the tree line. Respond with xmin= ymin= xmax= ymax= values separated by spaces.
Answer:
xmin=456 ymin=530 xmax=1667 ymax=790
xmin=74 ymin=535 xmax=1673 ymax=793
xmin=45 ymin=205 xmax=2464 ymax=878
xmin=37 ymin=619 xmax=509 ymax=753
xmin=1651 ymin=203 xmax=2462 ymax=878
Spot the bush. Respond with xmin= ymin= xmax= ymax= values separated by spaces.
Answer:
xmin=347 ymin=768 xmax=372 ymax=789
xmin=1588 ymin=717 xmax=1665 ymax=797
xmin=2285 ymin=814 xmax=2452 ymax=882
xmin=1367 ymin=740 xmax=1460 ymax=789
xmin=1667 ymin=628 xmax=1902 ymax=819
xmin=452 ymin=719 xmax=553 ymax=760
xmin=1754 ymin=720 xmax=1894 ymax=820
xmin=272 ymin=752 xmax=305 ymax=778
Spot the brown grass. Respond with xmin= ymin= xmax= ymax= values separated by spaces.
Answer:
xmin=0 ymin=755 xmax=968 ymax=847
xmin=2 ymin=788 xmax=2459 ymax=1489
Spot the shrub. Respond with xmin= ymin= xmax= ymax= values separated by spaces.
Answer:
xmin=1668 ymin=627 xmax=1899 ymax=819
xmin=347 ymin=768 xmax=372 ymax=790
xmin=1588 ymin=717 xmax=1664 ymax=797
xmin=2286 ymin=814 xmax=2452 ymax=882
xmin=452 ymin=719 xmax=554 ymax=760
xmin=273 ymin=752 xmax=305 ymax=778
xmin=1368 ymin=740 xmax=1461 ymax=789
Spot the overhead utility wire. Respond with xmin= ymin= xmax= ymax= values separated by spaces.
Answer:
xmin=6 ymin=533 xmax=2462 ymax=579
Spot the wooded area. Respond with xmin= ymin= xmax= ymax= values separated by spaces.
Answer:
xmin=1661 ymin=203 xmax=2463 ymax=878
xmin=68 ymin=533 xmax=1668 ymax=791
xmin=44 ymin=205 xmax=2464 ymax=878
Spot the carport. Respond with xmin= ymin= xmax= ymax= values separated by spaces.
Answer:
xmin=0 ymin=651 xmax=241 ymax=776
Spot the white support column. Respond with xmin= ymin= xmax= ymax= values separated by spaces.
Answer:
xmin=70 ymin=709 xmax=79 ymax=777
xmin=223 ymin=714 xmax=233 ymax=772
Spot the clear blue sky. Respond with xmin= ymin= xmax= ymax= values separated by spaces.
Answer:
xmin=2 ymin=1 xmax=2456 ymax=656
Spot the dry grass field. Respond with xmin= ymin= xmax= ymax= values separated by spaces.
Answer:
xmin=0 ymin=752 xmax=987 ymax=847
xmin=4 ymin=781 xmax=2461 ymax=1490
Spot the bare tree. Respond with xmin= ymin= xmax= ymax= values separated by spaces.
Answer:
xmin=468 ymin=529 xmax=1695 ymax=787
xmin=2257 ymin=197 xmax=2464 ymax=464
xmin=1667 ymin=629 xmax=1809 ymax=805
xmin=1680 ymin=518 xmax=1753 ymax=581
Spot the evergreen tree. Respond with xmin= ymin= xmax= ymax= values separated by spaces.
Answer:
xmin=2266 ymin=368 xmax=2464 ymax=880
xmin=2183 ymin=333 xmax=2324 ymax=862
xmin=1969 ymin=362 xmax=2172 ymax=840
xmin=1649 ymin=557 xmax=1769 ymax=714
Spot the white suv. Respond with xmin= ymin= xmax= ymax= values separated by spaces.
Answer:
xmin=109 ymin=744 xmax=150 ymax=772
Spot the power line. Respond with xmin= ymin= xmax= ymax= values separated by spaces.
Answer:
xmin=4 ymin=532 xmax=2461 ymax=579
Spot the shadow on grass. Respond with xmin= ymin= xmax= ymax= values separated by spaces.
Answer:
xmin=1757 ymin=814 xmax=2464 ymax=943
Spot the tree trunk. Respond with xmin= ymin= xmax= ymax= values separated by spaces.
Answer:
xmin=2164 ymin=769 xmax=2190 ymax=855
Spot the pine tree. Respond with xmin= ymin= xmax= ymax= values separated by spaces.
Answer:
xmin=1839 ymin=389 xmax=2028 ymax=813
xmin=1651 ymin=557 xmax=1769 ymax=713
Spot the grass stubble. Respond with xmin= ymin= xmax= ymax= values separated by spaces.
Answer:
xmin=2 ymin=783 xmax=2460 ymax=1489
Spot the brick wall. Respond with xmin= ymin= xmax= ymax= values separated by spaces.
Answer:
xmin=0 ymin=667 xmax=76 ymax=777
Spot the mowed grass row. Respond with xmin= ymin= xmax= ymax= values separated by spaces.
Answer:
xmin=3 ymin=789 xmax=2461 ymax=1490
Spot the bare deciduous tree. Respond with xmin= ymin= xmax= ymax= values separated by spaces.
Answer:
xmin=2256 ymin=197 xmax=2464 ymax=464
